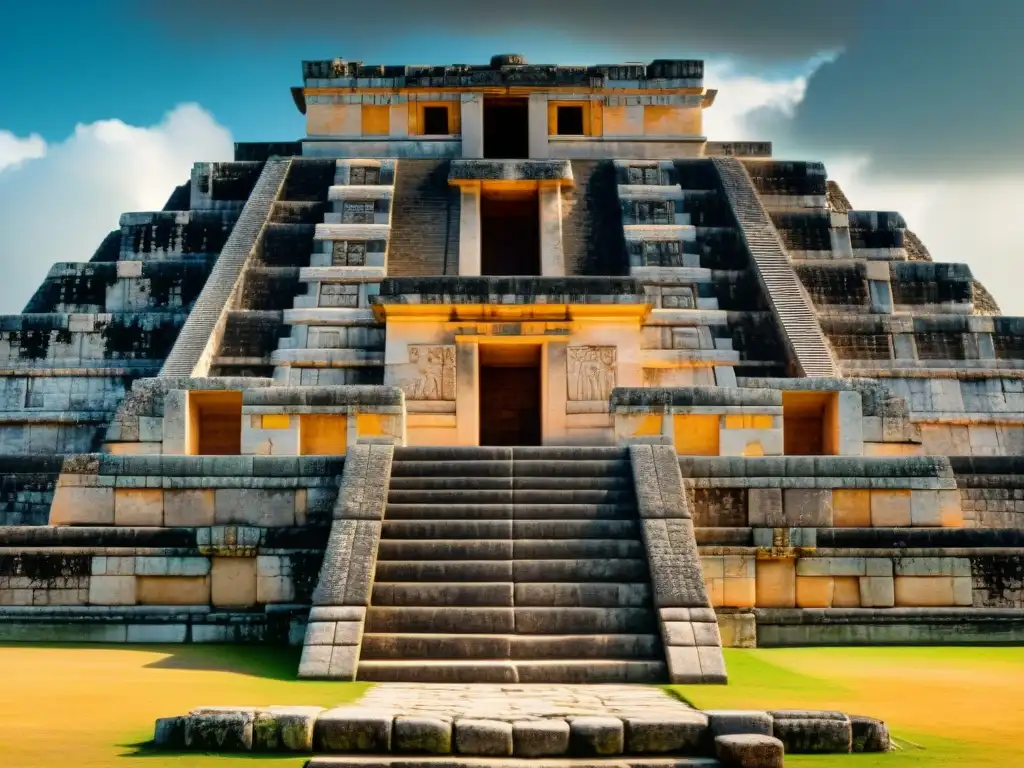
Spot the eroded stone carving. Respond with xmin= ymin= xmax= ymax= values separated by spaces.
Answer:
xmin=400 ymin=345 xmax=455 ymax=401
xmin=568 ymin=346 xmax=617 ymax=401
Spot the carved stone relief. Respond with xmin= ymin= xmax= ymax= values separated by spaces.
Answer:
xmin=568 ymin=346 xmax=617 ymax=401
xmin=399 ymin=345 xmax=456 ymax=400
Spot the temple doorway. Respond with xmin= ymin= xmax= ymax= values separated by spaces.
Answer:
xmin=483 ymin=97 xmax=529 ymax=159
xmin=479 ymin=344 xmax=542 ymax=446
xmin=481 ymin=189 xmax=540 ymax=275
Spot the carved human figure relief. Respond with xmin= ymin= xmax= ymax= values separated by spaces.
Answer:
xmin=400 ymin=345 xmax=456 ymax=400
xmin=567 ymin=346 xmax=617 ymax=401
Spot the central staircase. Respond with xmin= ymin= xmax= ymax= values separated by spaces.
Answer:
xmin=357 ymin=446 xmax=666 ymax=683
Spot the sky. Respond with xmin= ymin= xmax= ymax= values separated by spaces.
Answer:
xmin=0 ymin=0 xmax=1021 ymax=313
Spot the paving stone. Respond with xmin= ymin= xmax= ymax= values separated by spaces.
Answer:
xmin=184 ymin=711 xmax=254 ymax=751
xmin=770 ymin=710 xmax=851 ymax=754
xmin=393 ymin=716 xmax=452 ymax=754
xmin=850 ymin=715 xmax=890 ymax=753
xmin=715 ymin=733 xmax=785 ymax=767
xmin=512 ymin=719 xmax=570 ymax=757
xmin=314 ymin=709 xmax=393 ymax=752
xmin=705 ymin=710 xmax=773 ymax=738
xmin=454 ymin=719 xmax=513 ymax=756
xmin=624 ymin=713 xmax=708 ymax=754
xmin=569 ymin=716 xmax=624 ymax=756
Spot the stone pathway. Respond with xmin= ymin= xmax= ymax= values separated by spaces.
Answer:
xmin=353 ymin=684 xmax=694 ymax=721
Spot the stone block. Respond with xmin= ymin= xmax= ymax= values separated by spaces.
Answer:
xmin=314 ymin=708 xmax=392 ymax=752
xmin=512 ymin=719 xmax=569 ymax=757
xmin=693 ymin=620 xmax=722 ymax=646
xmin=859 ymin=576 xmax=894 ymax=608
xmin=832 ymin=489 xmax=870 ymax=528
xmin=394 ymin=716 xmax=453 ymax=754
xmin=718 ymin=614 xmax=756 ymax=648
xmin=894 ymin=576 xmax=956 ymax=606
xmin=89 ymin=575 xmax=136 ymax=605
xmin=796 ymin=576 xmax=834 ymax=608
xmin=666 ymin=645 xmax=703 ymax=683
xmin=136 ymin=576 xmax=210 ymax=605
xmin=715 ymin=734 xmax=784 ymax=767
xmin=953 ymin=576 xmax=973 ymax=605
xmin=114 ymin=488 xmax=164 ymax=526
xmin=706 ymin=710 xmax=773 ymax=738
xmin=783 ymin=489 xmax=833 ymax=527
xmin=910 ymin=490 xmax=942 ymax=527
xmin=329 ymin=645 xmax=359 ymax=679
xmin=455 ymin=719 xmax=513 ymax=756
xmin=297 ymin=644 xmax=331 ymax=678
xmin=755 ymin=559 xmax=796 ymax=608
xmin=850 ymin=715 xmax=890 ymax=753
xmin=624 ymin=713 xmax=707 ymax=754
xmin=184 ymin=711 xmax=254 ymax=751
xmin=165 ymin=490 xmax=216 ymax=527
xmin=747 ymin=489 xmax=782 ymax=526
xmin=939 ymin=489 xmax=963 ymax=527
xmin=870 ymin=490 xmax=911 ymax=527
xmin=214 ymin=489 xmax=296 ymax=527
xmin=50 ymin=486 xmax=114 ymax=525
xmin=832 ymin=577 xmax=862 ymax=607
xmin=154 ymin=716 xmax=185 ymax=748
xmin=569 ymin=716 xmax=624 ymax=756
xmin=127 ymin=624 xmax=188 ymax=643
xmin=698 ymin=645 xmax=728 ymax=682
xmin=661 ymin=621 xmax=695 ymax=646
xmin=257 ymin=575 xmax=295 ymax=604
xmin=723 ymin=577 xmax=756 ymax=608
xmin=771 ymin=712 xmax=851 ymax=754
xmin=211 ymin=557 xmax=257 ymax=608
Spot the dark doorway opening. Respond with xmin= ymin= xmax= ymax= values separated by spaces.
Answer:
xmin=484 ymin=98 xmax=529 ymax=159
xmin=481 ymin=190 xmax=540 ymax=275
xmin=557 ymin=105 xmax=585 ymax=136
xmin=479 ymin=345 xmax=542 ymax=446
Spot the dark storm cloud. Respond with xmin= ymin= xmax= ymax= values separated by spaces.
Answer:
xmin=136 ymin=0 xmax=1023 ymax=176
xmin=777 ymin=0 xmax=1024 ymax=176
xmin=135 ymin=0 xmax=867 ymax=61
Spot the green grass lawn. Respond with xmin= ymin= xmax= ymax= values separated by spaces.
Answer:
xmin=0 ymin=644 xmax=1021 ymax=767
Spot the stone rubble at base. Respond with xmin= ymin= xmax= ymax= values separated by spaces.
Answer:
xmin=153 ymin=683 xmax=890 ymax=764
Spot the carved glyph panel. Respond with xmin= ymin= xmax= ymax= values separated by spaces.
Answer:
xmin=398 ymin=345 xmax=456 ymax=401
xmin=568 ymin=346 xmax=617 ymax=401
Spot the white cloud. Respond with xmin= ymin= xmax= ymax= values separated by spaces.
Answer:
xmin=0 ymin=104 xmax=233 ymax=313
xmin=823 ymin=156 xmax=1024 ymax=314
xmin=704 ymin=56 xmax=1024 ymax=316
xmin=0 ymin=131 xmax=46 ymax=172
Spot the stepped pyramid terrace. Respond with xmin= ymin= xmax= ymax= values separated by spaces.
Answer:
xmin=2 ymin=51 xmax=1023 ymax=765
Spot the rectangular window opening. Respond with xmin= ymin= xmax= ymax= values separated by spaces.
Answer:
xmin=557 ymin=105 xmax=585 ymax=136
xmin=423 ymin=106 xmax=450 ymax=136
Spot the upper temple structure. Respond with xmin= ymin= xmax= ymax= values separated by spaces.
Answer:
xmin=1 ymin=54 xmax=1021 ymax=685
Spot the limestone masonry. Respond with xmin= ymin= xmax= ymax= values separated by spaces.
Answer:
xmin=1 ymin=54 xmax=1022 ymax=693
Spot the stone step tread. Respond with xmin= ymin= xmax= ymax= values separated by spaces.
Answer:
xmin=380 ymin=520 xmax=640 ymax=539
xmin=310 ymin=761 xmax=717 ymax=768
xmin=370 ymin=581 xmax=653 ymax=607
xmin=383 ymin=504 xmax=637 ymax=520
xmin=360 ymin=632 xmax=663 ymax=660
xmin=387 ymin=478 xmax=631 ymax=491
xmin=375 ymin=559 xmax=650 ymax=583
xmin=355 ymin=658 xmax=668 ymax=684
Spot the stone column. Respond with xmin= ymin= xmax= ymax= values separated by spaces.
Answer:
xmin=543 ymin=341 xmax=568 ymax=445
xmin=458 ymin=187 xmax=482 ymax=275
xmin=538 ymin=186 xmax=565 ymax=277
xmin=528 ymin=93 xmax=549 ymax=159
xmin=461 ymin=94 xmax=484 ymax=159
xmin=456 ymin=340 xmax=480 ymax=446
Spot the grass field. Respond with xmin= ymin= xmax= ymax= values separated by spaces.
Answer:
xmin=0 ymin=645 xmax=1021 ymax=767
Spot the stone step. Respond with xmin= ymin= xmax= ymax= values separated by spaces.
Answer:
xmin=378 ymin=539 xmax=644 ymax=561
xmin=372 ymin=582 xmax=515 ymax=607
xmin=391 ymin=460 xmax=513 ymax=478
xmin=373 ymin=559 xmax=651 ymax=583
xmin=386 ymin=489 xmax=634 ymax=505
xmin=382 ymin=520 xmax=513 ymax=540
xmin=387 ymin=477 xmax=631 ymax=492
xmin=355 ymin=659 xmax=667 ymax=684
xmin=308 ymin=759 xmax=716 ymax=768
xmin=359 ymin=632 xmax=662 ymax=660
xmin=365 ymin=607 xmax=657 ymax=635
xmin=512 ymin=460 xmax=631 ymax=477
xmin=383 ymin=503 xmax=638 ymax=521
xmin=379 ymin=520 xmax=639 ymax=540
xmin=391 ymin=446 xmax=629 ymax=462
xmin=368 ymin=582 xmax=652 ymax=608
xmin=393 ymin=447 xmax=513 ymax=462
xmin=376 ymin=561 xmax=515 ymax=582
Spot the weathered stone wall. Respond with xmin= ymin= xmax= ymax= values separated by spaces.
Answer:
xmin=386 ymin=160 xmax=460 ymax=276
xmin=562 ymin=161 xmax=629 ymax=276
